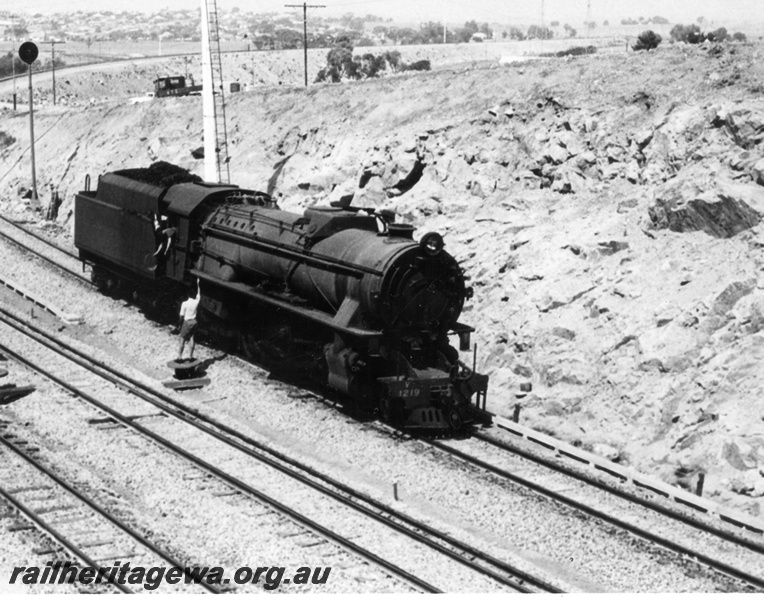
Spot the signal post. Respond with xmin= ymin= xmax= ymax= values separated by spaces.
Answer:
xmin=19 ymin=42 xmax=39 ymax=201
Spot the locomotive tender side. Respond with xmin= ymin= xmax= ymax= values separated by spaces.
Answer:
xmin=75 ymin=167 xmax=488 ymax=431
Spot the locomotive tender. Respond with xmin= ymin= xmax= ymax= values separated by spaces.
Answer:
xmin=74 ymin=166 xmax=488 ymax=431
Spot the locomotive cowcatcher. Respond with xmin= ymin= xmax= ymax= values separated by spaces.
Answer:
xmin=74 ymin=165 xmax=488 ymax=431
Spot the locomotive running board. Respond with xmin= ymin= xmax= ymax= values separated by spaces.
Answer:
xmin=190 ymin=270 xmax=383 ymax=340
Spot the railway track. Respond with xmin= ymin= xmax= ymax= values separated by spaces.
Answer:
xmin=0 ymin=434 xmax=219 ymax=594
xmin=0 ymin=215 xmax=88 ymax=284
xmin=0 ymin=305 xmax=561 ymax=593
xmin=412 ymin=425 xmax=764 ymax=592
xmin=0 ymin=208 xmax=558 ymax=591
xmin=3 ymin=210 xmax=762 ymax=591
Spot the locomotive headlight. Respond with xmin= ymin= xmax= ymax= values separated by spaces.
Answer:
xmin=420 ymin=232 xmax=445 ymax=257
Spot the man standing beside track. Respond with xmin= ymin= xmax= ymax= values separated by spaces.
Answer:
xmin=177 ymin=279 xmax=201 ymax=361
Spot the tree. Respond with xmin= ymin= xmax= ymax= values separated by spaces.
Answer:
xmin=706 ymin=27 xmax=728 ymax=42
xmin=479 ymin=22 xmax=493 ymax=38
xmin=527 ymin=25 xmax=553 ymax=40
xmin=273 ymin=28 xmax=302 ymax=50
xmin=652 ymin=16 xmax=669 ymax=24
xmin=0 ymin=52 xmax=28 ymax=78
xmin=419 ymin=21 xmax=443 ymax=44
xmin=388 ymin=27 xmax=420 ymax=45
xmin=5 ymin=23 xmax=29 ymax=40
xmin=633 ymin=29 xmax=662 ymax=51
xmin=372 ymin=25 xmax=388 ymax=40
xmin=564 ymin=23 xmax=577 ymax=38
xmin=550 ymin=20 xmax=560 ymax=27
xmin=508 ymin=26 xmax=526 ymax=40
xmin=732 ymin=31 xmax=747 ymax=42
xmin=670 ymin=23 xmax=703 ymax=43
xmin=358 ymin=53 xmax=386 ymax=77
xmin=384 ymin=50 xmax=401 ymax=71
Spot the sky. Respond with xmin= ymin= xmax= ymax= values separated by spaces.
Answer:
xmin=3 ymin=0 xmax=762 ymax=28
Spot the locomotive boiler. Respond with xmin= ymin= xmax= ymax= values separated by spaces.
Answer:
xmin=74 ymin=165 xmax=488 ymax=431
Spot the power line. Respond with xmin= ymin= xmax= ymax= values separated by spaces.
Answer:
xmin=285 ymin=2 xmax=325 ymax=87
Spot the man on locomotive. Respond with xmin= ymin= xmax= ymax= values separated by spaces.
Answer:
xmin=177 ymin=279 xmax=201 ymax=361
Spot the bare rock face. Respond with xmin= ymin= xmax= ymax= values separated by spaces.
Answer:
xmin=720 ymin=103 xmax=764 ymax=149
xmin=648 ymin=168 xmax=764 ymax=238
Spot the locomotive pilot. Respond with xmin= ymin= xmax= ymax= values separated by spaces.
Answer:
xmin=177 ymin=279 xmax=201 ymax=361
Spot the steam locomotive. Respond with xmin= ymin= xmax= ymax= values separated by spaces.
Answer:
xmin=74 ymin=165 xmax=488 ymax=431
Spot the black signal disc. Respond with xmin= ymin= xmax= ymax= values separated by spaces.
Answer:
xmin=19 ymin=42 xmax=39 ymax=65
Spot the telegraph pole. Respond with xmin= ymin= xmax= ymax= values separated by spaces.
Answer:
xmin=10 ymin=14 xmax=18 ymax=110
xmin=43 ymin=40 xmax=66 ymax=105
xmin=285 ymin=2 xmax=325 ymax=87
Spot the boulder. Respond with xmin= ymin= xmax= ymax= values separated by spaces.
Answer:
xmin=596 ymin=240 xmax=630 ymax=256
xmin=353 ymin=175 xmax=387 ymax=207
xmin=709 ymin=280 xmax=756 ymax=317
xmin=727 ymin=150 xmax=759 ymax=173
xmin=552 ymin=164 xmax=589 ymax=194
xmin=541 ymin=143 xmax=569 ymax=165
xmin=722 ymin=103 xmax=764 ymax=149
xmin=752 ymin=158 xmax=764 ymax=186
xmin=326 ymin=178 xmax=356 ymax=207
xmin=648 ymin=169 xmax=764 ymax=238
xmin=553 ymin=130 xmax=586 ymax=156
xmin=624 ymin=160 xmax=641 ymax=184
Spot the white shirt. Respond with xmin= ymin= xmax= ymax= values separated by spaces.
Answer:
xmin=179 ymin=295 xmax=200 ymax=321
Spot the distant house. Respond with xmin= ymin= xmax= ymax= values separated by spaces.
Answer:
xmin=470 ymin=32 xmax=488 ymax=42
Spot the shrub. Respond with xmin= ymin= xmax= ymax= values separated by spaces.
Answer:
xmin=556 ymin=45 xmax=597 ymax=57
xmin=315 ymin=43 xmax=427 ymax=83
xmin=706 ymin=27 xmax=728 ymax=42
xmin=732 ymin=31 xmax=747 ymax=42
xmin=400 ymin=59 xmax=431 ymax=72
xmin=633 ymin=30 xmax=662 ymax=51
xmin=670 ymin=23 xmax=705 ymax=43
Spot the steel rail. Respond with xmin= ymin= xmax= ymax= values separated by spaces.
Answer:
xmin=0 ymin=328 xmax=440 ymax=594
xmin=0 ymin=225 xmax=88 ymax=283
xmin=424 ymin=437 xmax=764 ymax=591
xmin=473 ymin=429 xmax=764 ymax=553
xmin=0 ymin=435 xmax=219 ymax=593
xmin=0 ymin=306 xmax=555 ymax=592
xmin=0 ymin=484 xmax=133 ymax=594
xmin=0 ymin=214 xmax=81 ymax=261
